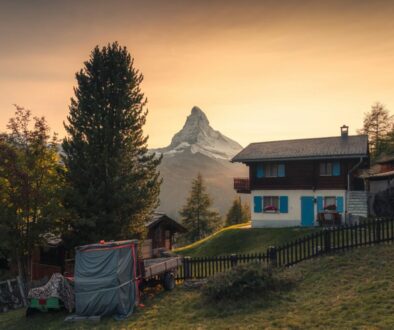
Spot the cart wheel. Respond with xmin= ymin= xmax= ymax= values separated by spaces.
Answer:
xmin=163 ymin=272 xmax=175 ymax=291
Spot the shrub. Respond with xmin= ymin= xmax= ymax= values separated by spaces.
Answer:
xmin=202 ymin=263 xmax=294 ymax=302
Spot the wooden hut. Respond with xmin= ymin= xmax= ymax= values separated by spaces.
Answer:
xmin=142 ymin=213 xmax=186 ymax=258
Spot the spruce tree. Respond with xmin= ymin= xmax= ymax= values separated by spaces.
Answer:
xmin=62 ymin=42 xmax=162 ymax=244
xmin=179 ymin=173 xmax=222 ymax=243
xmin=225 ymin=197 xmax=250 ymax=226
xmin=358 ymin=102 xmax=394 ymax=159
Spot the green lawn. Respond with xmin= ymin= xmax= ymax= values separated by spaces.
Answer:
xmin=2 ymin=244 xmax=394 ymax=329
xmin=175 ymin=224 xmax=319 ymax=257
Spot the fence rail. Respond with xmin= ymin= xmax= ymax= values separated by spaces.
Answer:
xmin=176 ymin=253 xmax=268 ymax=280
xmin=177 ymin=218 xmax=394 ymax=280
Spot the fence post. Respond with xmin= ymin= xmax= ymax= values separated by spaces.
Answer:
xmin=17 ymin=276 xmax=27 ymax=307
xmin=267 ymin=246 xmax=277 ymax=267
xmin=230 ymin=254 xmax=238 ymax=268
xmin=324 ymin=230 xmax=331 ymax=253
xmin=375 ymin=220 xmax=381 ymax=243
xmin=183 ymin=257 xmax=191 ymax=280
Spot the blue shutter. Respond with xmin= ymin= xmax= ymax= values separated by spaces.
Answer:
xmin=317 ymin=196 xmax=324 ymax=212
xmin=254 ymin=196 xmax=263 ymax=213
xmin=336 ymin=196 xmax=344 ymax=212
xmin=332 ymin=161 xmax=340 ymax=176
xmin=256 ymin=165 xmax=264 ymax=178
xmin=278 ymin=164 xmax=285 ymax=177
xmin=279 ymin=196 xmax=288 ymax=213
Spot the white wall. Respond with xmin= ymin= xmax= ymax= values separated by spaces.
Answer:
xmin=250 ymin=189 xmax=346 ymax=228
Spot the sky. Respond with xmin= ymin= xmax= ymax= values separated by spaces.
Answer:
xmin=1 ymin=0 xmax=394 ymax=148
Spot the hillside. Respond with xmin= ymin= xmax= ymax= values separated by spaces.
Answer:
xmin=2 ymin=244 xmax=394 ymax=329
xmin=175 ymin=224 xmax=318 ymax=257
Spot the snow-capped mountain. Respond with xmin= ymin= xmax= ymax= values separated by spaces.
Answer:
xmin=154 ymin=106 xmax=243 ymax=160
xmin=152 ymin=106 xmax=247 ymax=220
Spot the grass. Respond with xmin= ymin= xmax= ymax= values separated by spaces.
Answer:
xmin=175 ymin=223 xmax=318 ymax=257
xmin=2 ymin=243 xmax=394 ymax=329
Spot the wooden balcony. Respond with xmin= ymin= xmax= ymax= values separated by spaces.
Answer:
xmin=234 ymin=177 xmax=251 ymax=194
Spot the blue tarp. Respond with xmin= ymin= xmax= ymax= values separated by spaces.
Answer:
xmin=74 ymin=240 xmax=138 ymax=320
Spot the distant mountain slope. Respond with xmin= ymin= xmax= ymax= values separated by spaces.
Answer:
xmin=153 ymin=106 xmax=243 ymax=160
xmin=152 ymin=106 xmax=247 ymax=219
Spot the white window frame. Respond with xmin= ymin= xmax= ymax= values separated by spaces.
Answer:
xmin=265 ymin=164 xmax=279 ymax=177
xmin=320 ymin=162 xmax=333 ymax=176
xmin=324 ymin=196 xmax=337 ymax=211
xmin=263 ymin=196 xmax=279 ymax=212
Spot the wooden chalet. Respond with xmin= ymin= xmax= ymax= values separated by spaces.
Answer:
xmin=232 ymin=126 xmax=370 ymax=227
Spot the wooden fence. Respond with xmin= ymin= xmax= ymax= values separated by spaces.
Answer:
xmin=177 ymin=217 xmax=394 ymax=280
xmin=176 ymin=253 xmax=268 ymax=280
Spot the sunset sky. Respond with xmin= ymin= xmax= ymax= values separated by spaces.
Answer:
xmin=1 ymin=0 xmax=394 ymax=147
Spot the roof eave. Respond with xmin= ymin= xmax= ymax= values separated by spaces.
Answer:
xmin=232 ymin=154 xmax=368 ymax=163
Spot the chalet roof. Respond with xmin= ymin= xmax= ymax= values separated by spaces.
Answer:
xmin=374 ymin=154 xmax=394 ymax=164
xmin=146 ymin=213 xmax=187 ymax=233
xmin=365 ymin=170 xmax=394 ymax=180
xmin=232 ymin=135 xmax=368 ymax=163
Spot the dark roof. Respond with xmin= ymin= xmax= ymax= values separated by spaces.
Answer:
xmin=232 ymin=135 xmax=368 ymax=162
xmin=146 ymin=213 xmax=187 ymax=233
xmin=366 ymin=170 xmax=394 ymax=180
xmin=375 ymin=154 xmax=394 ymax=164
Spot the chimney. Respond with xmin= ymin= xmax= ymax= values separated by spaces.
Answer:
xmin=340 ymin=125 xmax=349 ymax=138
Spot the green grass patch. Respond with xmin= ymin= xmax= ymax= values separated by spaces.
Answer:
xmin=175 ymin=225 xmax=318 ymax=257
xmin=2 ymin=244 xmax=394 ymax=329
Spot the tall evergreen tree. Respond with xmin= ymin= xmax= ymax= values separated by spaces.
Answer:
xmin=358 ymin=102 xmax=394 ymax=159
xmin=225 ymin=197 xmax=250 ymax=226
xmin=180 ymin=173 xmax=222 ymax=242
xmin=62 ymin=42 xmax=162 ymax=244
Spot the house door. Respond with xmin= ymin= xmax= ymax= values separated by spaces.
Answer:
xmin=301 ymin=196 xmax=315 ymax=227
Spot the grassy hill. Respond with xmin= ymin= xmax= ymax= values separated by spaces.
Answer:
xmin=2 ymin=244 xmax=394 ymax=329
xmin=175 ymin=223 xmax=319 ymax=257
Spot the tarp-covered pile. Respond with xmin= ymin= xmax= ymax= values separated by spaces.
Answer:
xmin=74 ymin=240 xmax=138 ymax=320
xmin=28 ymin=273 xmax=75 ymax=312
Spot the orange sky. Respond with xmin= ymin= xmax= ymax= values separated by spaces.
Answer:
xmin=1 ymin=0 xmax=394 ymax=147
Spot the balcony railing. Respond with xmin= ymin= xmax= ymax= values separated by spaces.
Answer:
xmin=234 ymin=177 xmax=250 ymax=193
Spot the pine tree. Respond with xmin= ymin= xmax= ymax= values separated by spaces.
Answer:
xmin=225 ymin=197 xmax=251 ymax=226
xmin=62 ymin=42 xmax=162 ymax=244
xmin=179 ymin=173 xmax=222 ymax=242
xmin=358 ymin=102 xmax=394 ymax=159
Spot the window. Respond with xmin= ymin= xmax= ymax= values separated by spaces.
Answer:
xmin=324 ymin=196 xmax=336 ymax=211
xmin=255 ymin=164 xmax=285 ymax=178
xmin=320 ymin=161 xmax=340 ymax=176
xmin=265 ymin=164 xmax=278 ymax=177
xmin=320 ymin=162 xmax=333 ymax=176
xmin=263 ymin=196 xmax=279 ymax=212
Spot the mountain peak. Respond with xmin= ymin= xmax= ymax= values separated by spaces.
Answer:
xmin=154 ymin=106 xmax=242 ymax=160
xmin=190 ymin=106 xmax=208 ymax=120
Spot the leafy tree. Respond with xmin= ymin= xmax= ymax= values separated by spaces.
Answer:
xmin=179 ymin=173 xmax=222 ymax=242
xmin=358 ymin=102 xmax=394 ymax=158
xmin=0 ymin=106 xmax=65 ymax=280
xmin=62 ymin=42 xmax=162 ymax=245
xmin=225 ymin=196 xmax=251 ymax=226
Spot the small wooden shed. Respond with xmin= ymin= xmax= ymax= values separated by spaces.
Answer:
xmin=145 ymin=213 xmax=186 ymax=252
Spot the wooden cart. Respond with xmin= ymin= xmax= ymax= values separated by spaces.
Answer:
xmin=139 ymin=256 xmax=182 ymax=291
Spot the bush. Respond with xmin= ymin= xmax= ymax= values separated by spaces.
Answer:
xmin=202 ymin=263 xmax=294 ymax=302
